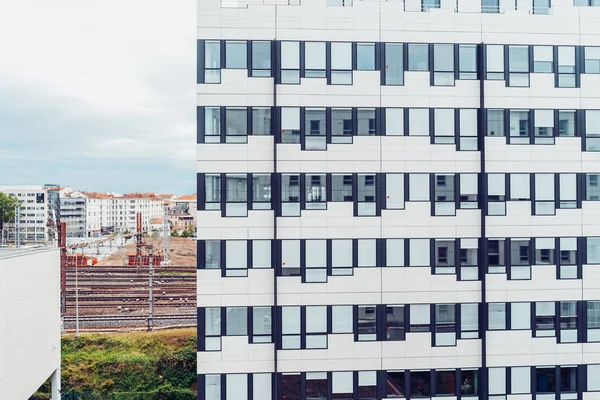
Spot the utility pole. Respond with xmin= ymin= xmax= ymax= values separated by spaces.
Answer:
xmin=75 ymin=249 xmax=81 ymax=337
xmin=163 ymin=205 xmax=169 ymax=263
xmin=15 ymin=205 xmax=20 ymax=248
xmin=148 ymin=246 xmax=153 ymax=332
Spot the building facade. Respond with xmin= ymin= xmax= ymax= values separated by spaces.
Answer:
xmin=108 ymin=193 xmax=164 ymax=233
xmin=196 ymin=0 xmax=600 ymax=399
xmin=0 ymin=185 xmax=48 ymax=243
xmin=59 ymin=189 xmax=87 ymax=238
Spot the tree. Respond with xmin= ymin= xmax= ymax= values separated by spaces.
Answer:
xmin=0 ymin=192 xmax=21 ymax=242
xmin=171 ymin=230 xmax=180 ymax=237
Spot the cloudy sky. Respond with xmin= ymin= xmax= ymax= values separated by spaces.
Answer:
xmin=0 ymin=0 xmax=196 ymax=195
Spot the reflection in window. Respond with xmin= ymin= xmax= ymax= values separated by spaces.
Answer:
xmin=560 ymin=301 xmax=578 ymax=343
xmin=281 ymin=107 xmax=300 ymax=143
xmin=487 ymin=174 xmax=506 ymax=215
xmin=332 ymin=371 xmax=353 ymax=400
xmin=281 ymin=240 xmax=300 ymax=276
xmin=357 ymin=43 xmax=376 ymax=71
xmin=588 ymin=301 xmax=600 ymax=341
xmin=586 ymin=110 xmax=600 ymax=151
xmin=281 ymin=306 xmax=301 ymax=349
xmin=436 ymin=370 xmax=456 ymax=395
xmin=357 ymin=108 xmax=376 ymax=136
xmin=225 ymin=41 xmax=247 ymax=69
xmin=557 ymin=46 xmax=576 ymax=87
xmin=487 ymin=238 xmax=506 ymax=273
xmin=509 ymin=110 xmax=530 ymax=144
xmin=282 ymin=373 xmax=302 ymax=400
xmin=386 ymin=370 xmax=406 ymax=398
xmin=332 ymin=305 xmax=353 ymax=333
xmin=433 ymin=44 xmax=455 ymax=86
xmin=408 ymin=44 xmax=429 ymax=71
xmin=460 ymin=239 xmax=479 ymax=280
xmin=358 ymin=174 xmax=377 ymax=216
xmin=205 ymin=40 xmax=221 ymax=83
xmin=533 ymin=0 xmax=551 ymax=13
xmin=305 ymin=108 xmax=326 ymax=150
xmin=306 ymin=306 xmax=327 ymax=348
xmin=433 ymin=109 xmax=455 ymax=144
xmin=435 ymin=239 xmax=455 ymax=274
xmin=422 ymin=0 xmax=441 ymax=11
xmin=306 ymin=174 xmax=326 ymax=209
xmin=536 ymin=367 xmax=556 ymax=393
xmin=488 ymin=303 xmax=506 ymax=330
xmin=252 ymin=307 xmax=272 ymax=343
xmin=508 ymin=45 xmax=530 ymax=87
xmin=357 ymin=305 xmax=377 ymax=341
xmin=225 ymin=174 xmax=247 ymax=216
xmin=410 ymin=304 xmax=430 ymax=332
xmin=486 ymin=44 xmax=505 ymax=80
xmin=535 ymin=302 xmax=555 ymax=337
xmin=585 ymin=47 xmax=600 ymax=73
xmin=510 ymin=238 xmax=531 ymax=279
xmin=252 ymin=174 xmax=271 ymax=209
xmin=252 ymin=41 xmax=271 ymax=77
xmin=332 ymin=108 xmax=353 ymax=143
xmin=411 ymin=371 xmax=431 ymax=397
xmin=459 ymin=45 xmax=477 ymax=79
xmin=386 ymin=305 xmax=405 ymax=341
xmin=487 ymin=109 xmax=505 ymax=136
xmin=225 ymin=107 xmax=247 ymax=143
xmin=332 ymin=240 xmax=353 ymax=275
xmin=252 ymin=107 xmax=272 ymax=135
xmin=534 ymin=109 xmax=554 ymax=144
xmin=533 ymin=46 xmax=553 ymax=73
xmin=332 ymin=175 xmax=353 ymax=202
xmin=434 ymin=304 xmax=456 ymax=346
xmin=225 ymin=307 xmax=247 ymax=336
xmin=482 ymin=0 xmax=500 ymax=12
xmin=359 ymin=371 xmax=377 ymax=399
xmin=281 ymin=41 xmax=300 ymax=84
xmin=535 ymin=173 xmax=555 ymax=215
xmin=385 ymin=43 xmax=404 ymax=85
xmin=331 ymin=42 xmax=353 ymax=84
xmin=305 ymin=41 xmax=326 ymax=78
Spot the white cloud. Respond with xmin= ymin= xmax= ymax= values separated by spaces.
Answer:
xmin=0 ymin=0 xmax=196 ymax=167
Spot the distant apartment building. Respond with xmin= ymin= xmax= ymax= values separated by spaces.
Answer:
xmin=82 ymin=192 xmax=113 ymax=237
xmin=109 ymin=193 xmax=163 ymax=233
xmin=59 ymin=188 xmax=87 ymax=238
xmin=158 ymin=193 xmax=177 ymax=210
xmin=44 ymin=184 xmax=61 ymax=225
xmin=0 ymin=185 xmax=48 ymax=243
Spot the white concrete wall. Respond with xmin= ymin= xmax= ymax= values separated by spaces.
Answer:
xmin=0 ymin=249 xmax=61 ymax=400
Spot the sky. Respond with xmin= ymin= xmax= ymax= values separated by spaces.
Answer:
xmin=0 ymin=0 xmax=196 ymax=195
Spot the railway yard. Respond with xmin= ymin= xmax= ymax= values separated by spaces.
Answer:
xmin=63 ymin=265 xmax=196 ymax=331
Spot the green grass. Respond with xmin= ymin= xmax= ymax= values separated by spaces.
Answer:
xmin=31 ymin=329 xmax=197 ymax=399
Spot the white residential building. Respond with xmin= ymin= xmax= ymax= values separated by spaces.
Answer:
xmin=0 ymin=185 xmax=48 ymax=243
xmin=82 ymin=192 xmax=113 ymax=237
xmin=59 ymin=188 xmax=87 ymax=238
xmin=197 ymin=0 xmax=600 ymax=399
xmin=0 ymin=247 xmax=61 ymax=400
xmin=109 ymin=193 xmax=163 ymax=233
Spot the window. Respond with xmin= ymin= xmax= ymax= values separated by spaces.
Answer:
xmin=533 ymin=46 xmax=553 ymax=72
xmin=435 ymin=304 xmax=456 ymax=346
xmin=588 ymin=301 xmax=600 ymax=341
xmin=436 ymin=370 xmax=456 ymax=395
xmin=225 ymin=41 xmax=247 ymax=69
xmin=332 ymin=239 xmax=353 ymax=275
xmin=534 ymin=174 xmax=555 ymax=215
xmin=205 ymin=40 xmax=221 ymax=83
xmin=488 ymin=303 xmax=506 ymax=330
xmin=252 ymin=307 xmax=272 ymax=343
xmin=411 ymin=371 xmax=431 ymax=397
xmin=409 ymin=239 xmax=430 ymax=267
xmin=408 ymin=44 xmax=429 ymax=71
xmin=332 ymin=174 xmax=353 ymax=202
xmin=305 ymin=108 xmax=326 ymax=150
xmin=357 ymin=108 xmax=376 ymax=136
xmin=252 ymin=41 xmax=271 ymax=77
xmin=533 ymin=0 xmax=551 ymax=14
xmin=281 ymin=174 xmax=300 ymax=217
xmin=306 ymin=174 xmax=326 ymax=209
xmin=305 ymin=41 xmax=326 ymax=78
xmin=205 ymin=107 xmax=221 ymax=143
xmin=586 ymin=110 xmax=600 ymax=151
xmin=510 ymin=238 xmax=531 ymax=279
xmin=225 ymin=241 xmax=247 ymax=277
xmin=487 ymin=174 xmax=506 ymax=216
xmin=386 ymin=306 xmax=405 ymax=341
xmin=281 ymin=240 xmax=300 ymax=276
xmin=560 ymin=301 xmax=577 ymax=343
xmin=508 ymin=45 xmax=530 ymax=87
xmin=306 ymin=306 xmax=327 ymax=348
xmin=252 ymin=174 xmax=271 ymax=209
xmin=205 ymin=375 xmax=221 ymax=400
xmin=409 ymin=173 xmax=430 ymax=202
xmin=459 ymin=45 xmax=477 ymax=79
xmin=434 ymin=174 xmax=455 ymax=216
xmin=589 ymin=237 xmax=600 ymax=264
xmin=461 ymin=303 xmax=479 ymax=338
xmin=254 ymin=374 xmax=272 ymax=400
xmin=225 ymin=307 xmax=247 ymax=336
xmin=433 ymin=44 xmax=455 ymax=86
xmin=357 ymin=174 xmax=377 ymax=216
xmin=281 ymin=107 xmax=300 ymax=143
xmin=386 ymin=108 xmax=404 ymax=136
xmin=460 ymin=239 xmax=479 ymax=280
xmin=282 ymin=374 xmax=301 ymax=400
xmin=459 ymin=109 xmax=478 ymax=150
xmin=482 ymin=0 xmax=500 ymax=12
xmin=433 ymin=109 xmax=455 ymax=144
xmin=585 ymin=47 xmax=600 ymax=73
xmin=332 ymin=305 xmax=353 ymax=333
xmin=357 ymin=43 xmax=375 ymax=71
xmin=358 ymin=239 xmax=377 ymax=267
xmin=205 ymin=240 xmax=221 ymax=269
xmin=435 ymin=240 xmax=455 ymax=274
xmin=385 ymin=371 xmax=406 ymax=398
xmin=534 ymin=109 xmax=554 ymax=144
xmin=487 ymin=109 xmax=505 ymax=136
xmin=510 ymin=367 xmax=530 ymax=394
xmin=422 ymin=0 xmax=440 ymax=10
xmin=225 ymin=107 xmax=247 ymax=143
xmin=332 ymin=372 xmax=353 ymax=400
xmin=252 ymin=107 xmax=272 ymax=135
xmin=331 ymin=42 xmax=353 ymax=84
xmin=488 ymin=239 xmax=506 ymax=273
xmin=359 ymin=371 xmax=377 ymax=399
xmin=587 ymin=174 xmax=600 ymax=200
xmin=281 ymin=41 xmax=300 ymax=84
xmin=510 ymin=174 xmax=530 ymax=200
xmin=511 ymin=302 xmax=531 ymax=330
xmin=281 ymin=306 xmax=301 ymax=349
xmin=410 ymin=304 xmax=430 ymax=332
xmin=488 ymin=368 xmax=506 ymax=396
xmin=509 ymin=110 xmax=530 ymax=144
xmin=557 ymin=46 xmax=576 ymax=87
xmin=332 ymin=108 xmax=353 ymax=143
xmin=559 ymin=237 xmax=577 ymax=279
xmin=386 ymin=174 xmax=405 ymax=210
xmin=205 ymin=307 xmax=222 ymax=350
xmin=535 ymin=302 xmax=556 ymax=337
xmin=486 ymin=45 xmax=505 ymax=80
xmin=408 ymin=109 xmax=430 ymax=136
xmin=386 ymin=239 xmax=405 ymax=267
xmin=558 ymin=174 xmax=576 ymax=209
xmin=536 ymin=367 xmax=556 ymax=394
xmin=225 ymin=174 xmax=247 ymax=216
xmin=535 ymin=238 xmax=555 ymax=265
xmin=558 ymin=110 xmax=576 ymax=136
xmin=357 ymin=305 xmax=377 ymax=341
xmin=462 ymin=370 xmax=479 ymax=395
xmin=385 ymin=43 xmax=404 ymax=85
xmin=306 ymin=240 xmax=327 ymax=283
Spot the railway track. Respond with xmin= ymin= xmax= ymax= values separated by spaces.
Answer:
xmin=63 ymin=314 xmax=196 ymax=330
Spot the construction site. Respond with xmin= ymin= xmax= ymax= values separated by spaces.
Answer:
xmin=59 ymin=213 xmax=196 ymax=332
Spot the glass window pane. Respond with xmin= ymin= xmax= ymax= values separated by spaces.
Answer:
xmin=461 ymin=303 xmax=479 ymax=334
xmin=306 ymin=306 xmax=327 ymax=333
xmin=587 ymin=110 xmax=600 ymax=136
xmin=459 ymin=45 xmax=477 ymax=73
xmin=358 ymin=239 xmax=377 ymax=267
xmin=534 ymin=46 xmax=553 ymax=72
xmin=226 ymin=108 xmax=247 ymax=136
xmin=226 ymin=307 xmax=247 ymax=335
xmin=226 ymin=241 xmax=247 ymax=269
xmin=588 ymin=238 xmax=600 ymax=263
xmin=305 ymin=42 xmax=326 ymax=71
xmin=460 ymin=109 xmax=478 ymax=136
xmin=253 ymin=307 xmax=272 ymax=336
xmin=252 ymin=107 xmax=272 ymax=135
xmin=587 ymin=174 xmax=600 ymax=200
xmin=558 ymin=111 xmax=575 ymax=137
xmin=227 ymin=374 xmax=248 ymax=400
xmin=357 ymin=43 xmax=375 ymax=70
xmin=226 ymin=41 xmax=247 ymax=69
xmin=386 ymin=305 xmax=405 ymax=341
xmin=511 ymin=174 xmax=530 ymax=200
xmin=332 ymin=174 xmax=353 ymax=202
xmin=386 ymin=108 xmax=404 ymax=136
xmin=386 ymin=43 xmax=404 ymax=85
xmin=410 ymin=371 xmax=431 ymax=397
xmin=511 ymin=367 xmax=530 ymax=394
xmin=488 ymin=303 xmax=506 ymax=330
xmin=488 ymin=368 xmax=506 ymax=395
xmin=252 ymin=41 xmax=271 ymax=71
xmin=205 ymin=41 xmax=221 ymax=69
xmin=252 ymin=240 xmax=271 ymax=268
xmin=436 ymin=370 xmax=456 ymax=395
xmin=254 ymin=374 xmax=272 ymax=400
xmin=410 ymin=304 xmax=430 ymax=331
xmin=332 ymin=305 xmax=353 ymax=333
xmin=282 ymin=306 xmax=300 ymax=334
xmin=434 ymin=109 xmax=455 ymax=137
xmin=509 ymin=45 xmax=529 ymax=72
xmin=205 ymin=307 xmax=221 ymax=336
xmin=387 ymin=239 xmax=405 ymax=267
xmin=410 ymin=239 xmax=430 ymax=266
xmin=409 ymin=109 xmax=429 ymax=136
xmin=409 ymin=174 xmax=430 ymax=201
xmin=282 ymin=374 xmax=301 ymax=400
xmin=332 ymin=42 xmax=352 ymax=70
xmin=487 ymin=45 xmax=505 ymax=73
xmin=487 ymin=109 xmax=505 ymax=136
xmin=385 ymin=371 xmax=405 ymax=398
xmin=281 ymin=41 xmax=300 ymax=69
xmin=408 ymin=44 xmax=429 ymax=71
xmin=332 ymin=239 xmax=353 ymax=268
xmin=434 ymin=44 xmax=454 ymax=72
xmin=511 ymin=302 xmax=531 ymax=329
xmin=589 ymin=365 xmax=600 ymax=390
xmin=206 ymin=375 xmax=221 ymax=400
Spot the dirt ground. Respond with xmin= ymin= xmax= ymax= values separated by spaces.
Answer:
xmin=98 ymin=237 xmax=197 ymax=266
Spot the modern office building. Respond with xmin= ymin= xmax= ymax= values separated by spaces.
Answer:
xmin=0 ymin=185 xmax=49 ymax=243
xmin=196 ymin=0 xmax=600 ymax=399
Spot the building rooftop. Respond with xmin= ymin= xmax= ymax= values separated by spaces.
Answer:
xmin=0 ymin=246 xmax=56 ymax=261
xmin=175 ymin=193 xmax=197 ymax=201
